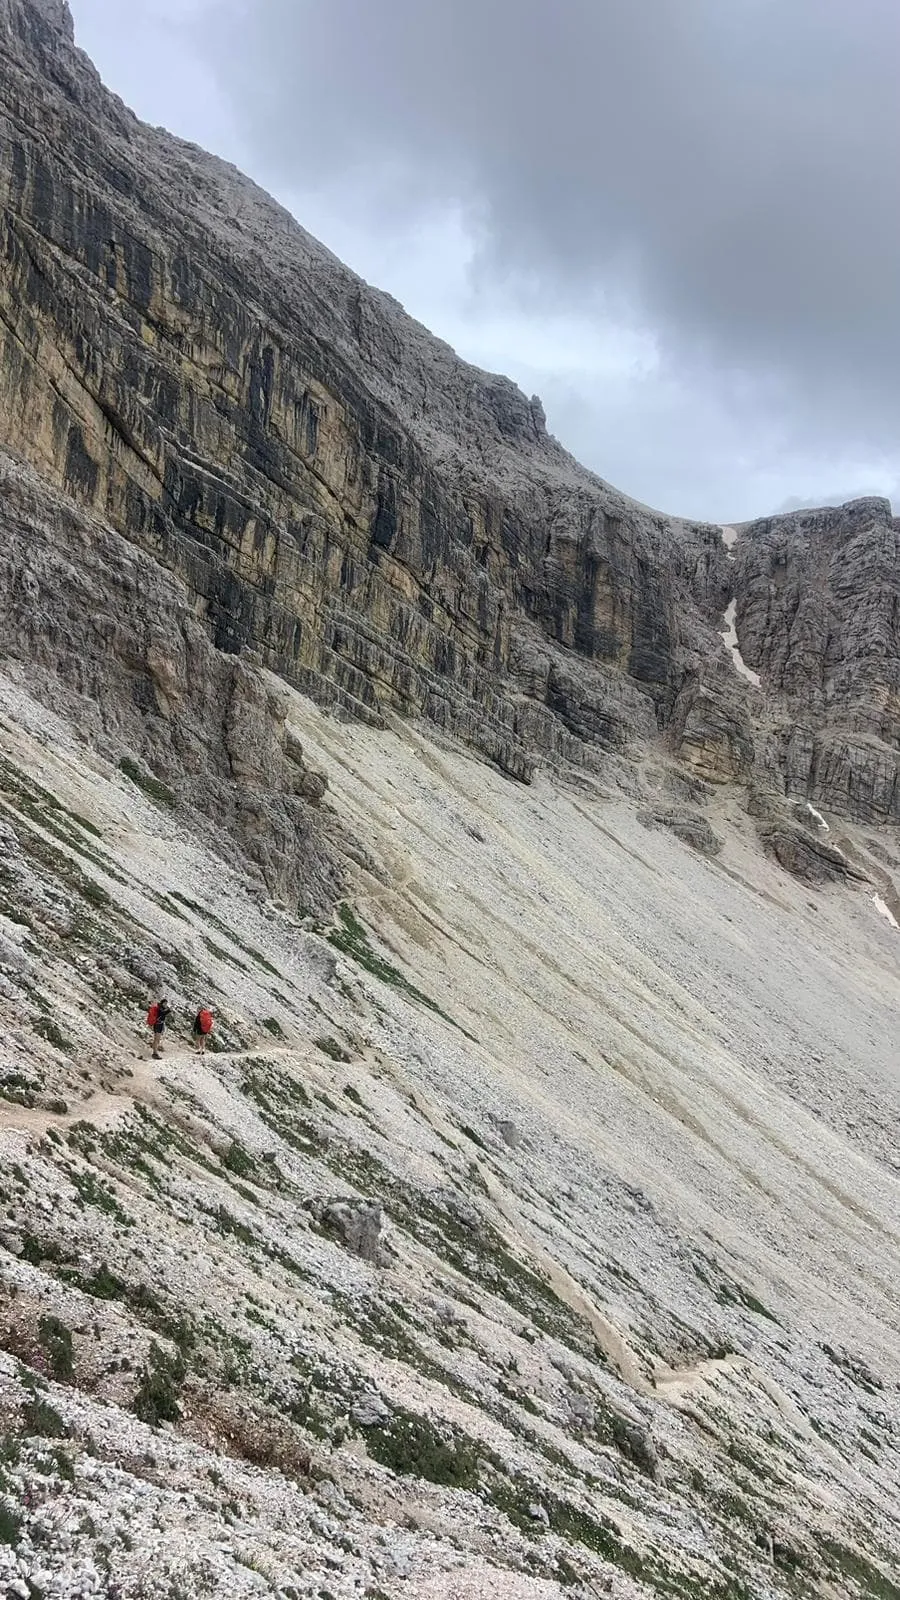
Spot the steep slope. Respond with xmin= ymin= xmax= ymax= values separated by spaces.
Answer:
xmin=1 ymin=0 xmax=897 ymax=827
xmin=1 ymin=654 xmax=899 ymax=1599
xmin=1 ymin=3 xmax=900 ymax=1596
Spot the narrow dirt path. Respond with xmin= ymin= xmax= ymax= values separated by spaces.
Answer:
xmin=0 ymin=1046 xmax=292 ymax=1141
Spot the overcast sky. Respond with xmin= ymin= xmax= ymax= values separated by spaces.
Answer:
xmin=68 ymin=0 xmax=900 ymax=522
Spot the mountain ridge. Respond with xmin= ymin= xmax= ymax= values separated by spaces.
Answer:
xmin=1 ymin=0 xmax=897 ymax=835
xmin=1 ymin=4 xmax=900 ymax=1597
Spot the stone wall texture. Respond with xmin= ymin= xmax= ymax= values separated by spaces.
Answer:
xmin=0 ymin=0 xmax=898 ymax=826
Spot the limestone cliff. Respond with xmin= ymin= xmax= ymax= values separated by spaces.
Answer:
xmin=737 ymin=498 xmax=900 ymax=821
xmin=0 ymin=450 xmax=340 ymax=908
xmin=0 ymin=0 xmax=897 ymax=832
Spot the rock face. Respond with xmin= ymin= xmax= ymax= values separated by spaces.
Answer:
xmin=0 ymin=0 xmax=897 ymax=833
xmin=0 ymin=0 xmax=733 ymax=783
xmin=736 ymin=500 xmax=900 ymax=821
xmin=313 ymin=1198 xmax=386 ymax=1264
xmin=638 ymin=809 xmax=723 ymax=858
xmin=0 ymin=452 xmax=340 ymax=909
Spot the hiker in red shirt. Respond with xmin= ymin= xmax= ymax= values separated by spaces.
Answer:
xmin=146 ymin=997 xmax=170 ymax=1060
xmin=192 ymin=1005 xmax=215 ymax=1055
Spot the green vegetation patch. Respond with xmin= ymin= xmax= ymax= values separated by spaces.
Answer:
xmin=822 ymin=1541 xmax=900 ymax=1600
xmin=37 ymin=1315 xmax=74 ymax=1382
xmin=0 ymin=1500 xmax=22 ymax=1547
xmin=118 ymin=756 xmax=176 ymax=809
xmin=316 ymin=1035 xmax=352 ymax=1063
xmin=34 ymin=1017 xmax=72 ymax=1053
xmin=168 ymin=892 xmax=283 ymax=978
xmin=693 ymin=1255 xmax=780 ymax=1325
xmin=133 ymin=1341 xmax=185 ymax=1427
xmin=327 ymin=903 xmax=475 ymax=1038
xmin=323 ymin=1142 xmax=596 ymax=1357
xmin=66 ymin=1166 xmax=133 ymax=1225
xmin=21 ymin=1393 xmax=69 ymax=1440
xmin=360 ymin=1403 xmax=481 ymax=1490
xmin=0 ymin=1072 xmax=37 ymax=1108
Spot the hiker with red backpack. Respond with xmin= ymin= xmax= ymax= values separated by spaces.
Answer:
xmin=192 ymin=1004 xmax=215 ymax=1054
xmin=146 ymin=997 xmax=170 ymax=1059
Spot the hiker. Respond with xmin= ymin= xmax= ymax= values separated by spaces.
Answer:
xmin=192 ymin=1004 xmax=215 ymax=1055
xmin=146 ymin=997 xmax=170 ymax=1060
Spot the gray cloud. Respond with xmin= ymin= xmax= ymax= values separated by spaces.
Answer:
xmin=196 ymin=0 xmax=900 ymax=460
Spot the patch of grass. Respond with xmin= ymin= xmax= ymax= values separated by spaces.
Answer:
xmin=0 ymin=757 xmax=102 ymax=839
xmin=0 ymin=1502 xmax=21 ymax=1546
xmin=33 ymin=1017 xmax=72 ymax=1054
xmin=75 ymin=1262 xmax=128 ymax=1302
xmin=693 ymin=1255 xmax=779 ymax=1325
xmin=496 ymin=1377 xmax=541 ymax=1416
xmin=319 ymin=1141 xmax=595 ymax=1355
xmin=342 ymin=1084 xmax=363 ymax=1105
xmin=315 ymin=1035 xmax=351 ymax=1063
xmin=64 ymin=1262 xmax=163 ymax=1326
xmin=460 ymin=1124 xmax=487 ymax=1151
xmin=360 ymin=1404 xmax=481 ymax=1490
xmin=66 ymin=1168 xmax=132 ymax=1225
xmin=170 ymin=893 xmax=284 ymax=978
xmin=20 ymin=1234 xmax=73 ymax=1269
xmin=37 ymin=1316 xmax=74 ymax=1382
xmin=208 ymin=1205 xmax=257 ymax=1247
xmin=222 ymin=1141 xmax=258 ymax=1181
xmin=79 ymin=878 xmax=111 ymax=909
xmin=0 ymin=1073 xmax=37 ymax=1108
xmin=262 ymin=1017 xmax=285 ymax=1039
xmin=169 ymin=890 xmax=205 ymax=915
xmin=241 ymin=1067 xmax=324 ymax=1157
xmin=133 ymin=1342 xmax=185 ymax=1427
xmin=203 ymin=935 xmax=250 ymax=972
xmin=38 ymin=1444 xmax=76 ymax=1482
xmin=822 ymin=1540 xmax=900 ymax=1600
xmin=21 ymin=1394 xmax=69 ymax=1439
xmin=118 ymin=757 xmax=176 ymax=808
xmin=717 ymin=1281 xmax=780 ymax=1323
xmin=821 ymin=1343 xmax=883 ymax=1395
xmin=333 ymin=1294 xmax=478 ymax=1405
xmin=327 ymin=903 xmax=476 ymax=1039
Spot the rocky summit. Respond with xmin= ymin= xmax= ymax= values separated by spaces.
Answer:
xmin=0 ymin=2 xmax=899 ymax=1598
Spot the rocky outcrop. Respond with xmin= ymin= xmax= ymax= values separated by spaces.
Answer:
xmin=0 ymin=0 xmax=896 ymax=839
xmin=312 ymin=1197 xmax=386 ymax=1263
xmin=0 ymin=452 xmax=340 ymax=908
xmin=760 ymin=825 xmax=871 ymax=887
xmin=0 ymin=0 xmax=742 ymax=788
xmin=736 ymin=500 xmax=900 ymax=822
xmin=637 ymin=809 xmax=723 ymax=858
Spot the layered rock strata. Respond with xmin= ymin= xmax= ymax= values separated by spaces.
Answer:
xmin=0 ymin=0 xmax=897 ymax=829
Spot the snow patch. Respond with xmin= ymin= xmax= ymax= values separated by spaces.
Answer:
xmin=791 ymin=800 xmax=830 ymax=834
xmin=873 ymin=895 xmax=899 ymax=930
xmin=720 ymin=599 xmax=761 ymax=688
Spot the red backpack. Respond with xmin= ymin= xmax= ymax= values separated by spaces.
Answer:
xmin=197 ymin=1009 xmax=214 ymax=1035
xmin=146 ymin=1003 xmax=160 ymax=1029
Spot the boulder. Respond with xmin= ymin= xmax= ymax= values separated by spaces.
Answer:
xmin=312 ymin=1198 xmax=386 ymax=1264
